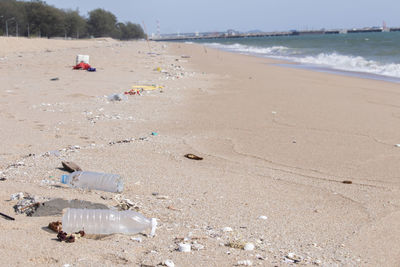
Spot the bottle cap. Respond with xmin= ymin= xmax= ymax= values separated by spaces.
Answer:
xmin=61 ymin=174 xmax=68 ymax=184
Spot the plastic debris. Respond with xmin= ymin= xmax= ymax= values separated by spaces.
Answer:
xmin=0 ymin=212 xmax=15 ymax=221
xmin=285 ymin=252 xmax=303 ymax=263
xmin=131 ymin=84 xmax=163 ymax=91
xmin=258 ymin=215 xmax=268 ymax=220
xmin=13 ymin=194 xmax=41 ymax=216
xmin=184 ymin=154 xmax=203 ymax=160
xmin=76 ymin=55 xmax=89 ymax=64
xmin=237 ymin=260 xmax=253 ymax=266
xmin=73 ymin=62 xmax=91 ymax=70
xmin=151 ymin=132 xmax=158 ymax=136
xmin=178 ymin=243 xmax=191 ymax=252
xmin=108 ymin=93 xmax=128 ymax=101
xmin=244 ymin=243 xmax=255 ymax=251
xmin=50 ymin=77 xmax=59 ymax=81
xmin=163 ymin=260 xmax=175 ymax=267
xmin=61 ymin=161 xmax=82 ymax=173
xmin=226 ymin=240 xmax=245 ymax=249
xmin=192 ymin=243 xmax=205 ymax=251
xmin=131 ymin=237 xmax=142 ymax=243
xmin=222 ymin=227 xmax=233 ymax=232
xmin=342 ymin=180 xmax=352 ymax=184
xmin=10 ymin=192 xmax=24 ymax=200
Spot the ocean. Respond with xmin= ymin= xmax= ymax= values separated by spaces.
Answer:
xmin=189 ymin=32 xmax=400 ymax=82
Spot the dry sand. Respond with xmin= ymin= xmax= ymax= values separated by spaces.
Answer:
xmin=0 ymin=37 xmax=400 ymax=266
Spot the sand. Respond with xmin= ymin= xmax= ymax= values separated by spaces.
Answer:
xmin=0 ymin=36 xmax=400 ymax=266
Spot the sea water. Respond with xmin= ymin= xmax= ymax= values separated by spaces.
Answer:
xmin=190 ymin=32 xmax=400 ymax=82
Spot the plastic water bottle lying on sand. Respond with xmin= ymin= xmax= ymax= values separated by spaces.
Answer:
xmin=62 ymin=208 xmax=157 ymax=236
xmin=61 ymin=171 xmax=123 ymax=193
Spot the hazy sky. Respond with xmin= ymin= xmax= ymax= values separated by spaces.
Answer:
xmin=43 ymin=0 xmax=400 ymax=34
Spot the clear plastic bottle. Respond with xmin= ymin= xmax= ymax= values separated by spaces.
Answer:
xmin=61 ymin=171 xmax=123 ymax=193
xmin=62 ymin=208 xmax=157 ymax=235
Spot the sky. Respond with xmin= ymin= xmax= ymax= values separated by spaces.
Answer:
xmin=42 ymin=0 xmax=400 ymax=35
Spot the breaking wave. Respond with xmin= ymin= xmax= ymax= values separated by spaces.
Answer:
xmin=204 ymin=42 xmax=400 ymax=79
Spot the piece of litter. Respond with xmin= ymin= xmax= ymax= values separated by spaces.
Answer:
xmin=285 ymin=252 xmax=302 ymax=263
xmin=0 ymin=212 xmax=15 ymax=221
xmin=131 ymin=237 xmax=142 ymax=243
xmin=61 ymin=161 xmax=82 ymax=173
xmin=255 ymin=254 xmax=266 ymax=260
xmin=10 ymin=192 xmax=24 ymax=200
xmin=178 ymin=243 xmax=191 ymax=252
xmin=244 ymin=243 xmax=255 ymax=251
xmin=237 ymin=260 xmax=252 ymax=266
xmin=163 ymin=260 xmax=175 ymax=267
xmin=222 ymin=227 xmax=233 ymax=232
xmin=258 ymin=215 xmax=267 ymax=220
xmin=48 ymin=221 xmax=62 ymax=232
xmin=395 ymin=144 xmax=400 ymax=147
xmin=156 ymin=195 xmax=169 ymax=200
xmin=192 ymin=243 xmax=205 ymax=250
xmin=151 ymin=132 xmax=158 ymax=136
xmin=184 ymin=154 xmax=203 ymax=160
xmin=50 ymin=77 xmax=59 ymax=81
xmin=342 ymin=180 xmax=352 ymax=184
xmin=108 ymin=93 xmax=127 ymax=101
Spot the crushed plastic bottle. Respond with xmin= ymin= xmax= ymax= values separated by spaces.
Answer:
xmin=62 ymin=208 xmax=157 ymax=235
xmin=61 ymin=171 xmax=123 ymax=193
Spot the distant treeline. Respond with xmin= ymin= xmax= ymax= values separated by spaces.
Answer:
xmin=0 ymin=0 xmax=145 ymax=39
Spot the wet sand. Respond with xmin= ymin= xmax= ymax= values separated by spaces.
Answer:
xmin=0 ymin=37 xmax=400 ymax=266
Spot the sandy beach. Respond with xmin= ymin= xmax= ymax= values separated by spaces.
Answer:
xmin=1 ymin=37 xmax=400 ymax=266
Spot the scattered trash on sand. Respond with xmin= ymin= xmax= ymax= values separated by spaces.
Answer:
xmin=178 ymin=243 xmax=191 ymax=252
xmin=244 ymin=243 xmax=255 ymax=251
xmin=10 ymin=192 xmax=25 ymax=200
xmin=342 ymin=180 xmax=353 ymax=184
xmin=61 ymin=171 xmax=124 ymax=193
xmin=62 ymin=208 xmax=157 ymax=236
xmin=109 ymin=138 xmax=135 ymax=145
xmin=50 ymin=77 xmax=59 ymax=81
xmin=57 ymin=230 xmax=85 ymax=243
xmin=114 ymin=195 xmax=139 ymax=211
xmin=226 ymin=240 xmax=245 ymax=249
xmin=222 ymin=226 xmax=233 ymax=232
xmin=162 ymin=259 xmax=175 ymax=267
xmin=73 ymin=62 xmax=91 ymax=70
xmin=61 ymin=161 xmax=82 ymax=173
xmin=0 ymin=212 xmax=15 ymax=221
xmin=48 ymin=221 xmax=63 ymax=232
xmin=284 ymin=252 xmax=303 ymax=264
xmin=76 ymin=55 xmax=89 ymax=65
xmin=151 ymin=132 xmax=158 ymax=136
xmin=108 ymin=93 xmax=128 ymax=101
xmin=184 ymin=154 xmax=203 ymax=160
xmin=13 ymin=194 xmax=41 ymax=216
xmin=0 ymin=177 xmax=6 ymax=181
xmin=33 ymin=198 xmax=108 ymax=217
xmin=395 ymin=144 xmax=400 ymax=147
xmin=237 ymin=260 xmax=252 ymax=266
xmin=124 ymin=89 xmax=142 ymax=95
xmin=258 ymin=215 xmax=268 ymax=220
xmin=131 ymin=84 xmax=163 ymax=91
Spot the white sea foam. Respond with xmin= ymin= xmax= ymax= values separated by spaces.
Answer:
xmin=205 ymin=42 xmax=290 ymax=57
xmin=204 ymin=42 xmax=400 ymax=79
xmin=297 ymin=53 xmax=400 ymax=78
